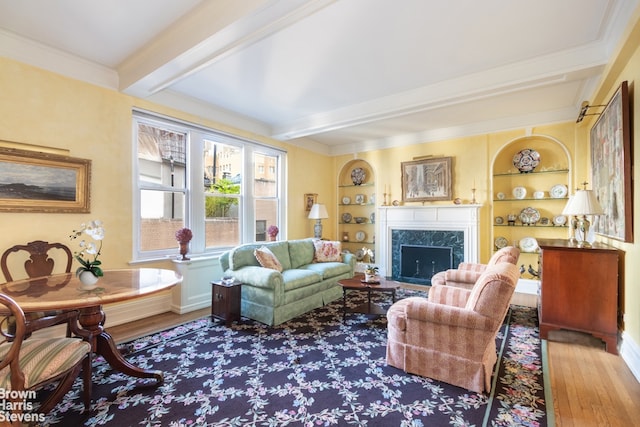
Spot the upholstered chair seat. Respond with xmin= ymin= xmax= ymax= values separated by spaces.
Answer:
xmin=386 ymin=261 xmax=520 ymax=393
xmin=431 ymin=246 xmax=520 ymax=289
xmin=0 ymin=293 xmax=91 ymax=416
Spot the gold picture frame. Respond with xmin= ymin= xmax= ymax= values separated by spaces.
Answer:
xmin=0 ymin=146 xmax=91 ymax=213
xmin=304 ymin=193 xmax=318 ymax=211
xmin=401 ymin=157 xmax=452 ymax=202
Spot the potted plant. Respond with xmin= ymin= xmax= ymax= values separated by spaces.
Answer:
xmin=69 ymin=219 xmax=105 ymax=289
xmin=364 ymin=265 xmax=379 ymax=283
xmin=175 ymin=228 xmax=193 ymax=260
xmin=267 ymin=225 xmax=279 ymax=241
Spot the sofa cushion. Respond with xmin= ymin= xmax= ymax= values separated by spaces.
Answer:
xmin=229 ymin=241 xmax=292 ymax=271
xmin=281 ymin=269 xmax=323 ymax=291
xmin=266 ymin=241 xmax=293 ymax=271
xmin=229 ymin=244 xmax=261 ymax=270
xmin=288 ymin=238 xmax=315 ymax=269
xmin=254 ymin=246 xmax=283 ymax=272
xmin=313 ymin=240 xmax=342 ymax=262
xmin=302 ymin=261 xmax=352 ymax=279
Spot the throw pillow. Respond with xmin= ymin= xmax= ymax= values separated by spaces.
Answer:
xmin=254 ymin=246 xmax=283 ymax=272
xmin=313 ymin=240 xmax=342 ymax=262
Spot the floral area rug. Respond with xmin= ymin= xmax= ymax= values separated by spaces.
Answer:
xmin=41 ymin=288 xmax=550 ymax=426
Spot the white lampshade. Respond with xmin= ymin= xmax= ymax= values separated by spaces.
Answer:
xmin=562 ymin=190 xmax=604 ymax=216
xmin=308 ymin=204 xmax=329 ymax=219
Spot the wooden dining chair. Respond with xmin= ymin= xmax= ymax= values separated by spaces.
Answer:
xmin=1 ymin=240 xmax=79 ymax=337
xmin=0 ymin=293 xmax=92 ymax=416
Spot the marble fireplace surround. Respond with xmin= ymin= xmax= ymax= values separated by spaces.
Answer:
xmin=377 ymin=205 xmax=481 ymax=279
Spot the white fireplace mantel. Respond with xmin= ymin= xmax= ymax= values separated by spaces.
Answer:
xmin=377 ymin=205 xmax=481 ymax=277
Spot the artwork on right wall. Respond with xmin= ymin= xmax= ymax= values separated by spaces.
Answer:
xmin=590 ymin=80 xmax=633 ymax=242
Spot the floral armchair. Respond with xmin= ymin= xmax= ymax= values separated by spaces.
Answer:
xmin=430 ymin=246 xmax=520 ymax=289
xmin=386 ymin=261 xmax=520 ymax=393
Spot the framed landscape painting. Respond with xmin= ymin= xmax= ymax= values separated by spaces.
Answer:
xmin=590 ymin=80 xmax=633 ymax=242
xmin=0 ymin=146 xmax=91 ymax=213
xmin=401 ymin=157 xmax=452 ymax=202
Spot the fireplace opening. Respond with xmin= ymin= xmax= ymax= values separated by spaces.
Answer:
xmin=399 ymin=245 xmax=453 ymax=285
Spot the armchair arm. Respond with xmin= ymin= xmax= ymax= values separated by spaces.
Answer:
xmin=428 ymin=284 xmax=470 ymax=307
xmin=404 ymin=298 xmax=492 ymax=330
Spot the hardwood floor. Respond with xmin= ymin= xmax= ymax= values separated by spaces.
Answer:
xmin=107 ymin=295 xmax=640 ymax=427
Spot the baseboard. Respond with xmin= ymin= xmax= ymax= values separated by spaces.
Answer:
xmin=620 ymin=331 xmax=640 ymax=383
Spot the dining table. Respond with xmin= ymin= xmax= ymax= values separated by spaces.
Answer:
xmin=0 ymin=268 xmax=182 ymax=386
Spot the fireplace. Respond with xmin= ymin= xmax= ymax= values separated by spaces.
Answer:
xmin=399 ymin=245 xmax=453 ymax=285
xmin=377 ymin=205 xmax=480 ymax=284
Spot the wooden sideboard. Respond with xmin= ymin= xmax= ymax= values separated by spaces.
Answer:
xmin=537 ymin=239 xmax=621 ymax=354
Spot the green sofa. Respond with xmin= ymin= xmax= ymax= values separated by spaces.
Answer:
xmin=219 ymin=238 xmax=356 ymax=326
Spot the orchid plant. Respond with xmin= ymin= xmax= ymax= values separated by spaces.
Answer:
xmin=69 ymin=219 xmax=105 ymax=277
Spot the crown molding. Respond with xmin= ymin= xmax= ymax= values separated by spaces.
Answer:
xmin=0 ymin=29 xmax=118 ymax=89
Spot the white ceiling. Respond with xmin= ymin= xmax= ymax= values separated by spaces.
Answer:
xmin=0 ymin=0 xmax=637 ymax=155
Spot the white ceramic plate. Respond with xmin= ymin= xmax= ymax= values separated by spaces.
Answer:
xmin=513 ymin=148 xmax=541 ymax=173
xmin=355 ymin=231 xmax=366 ymax=242
xmin=495 ymin=216 xmax=504 ymax=225
xmin=520 ymin=237 xmax=539 ymax=253
xmin=494 ymin=236 xmax=508 ymax=249
xmin=496 ymin=192 xmax=506 ymax=200
xmin=553 ymin=215 xmax=567 ymax=226
xmin=533 ymin=191 xmax=545 ymax=199
xmin=519 ymin=207 xmax=540 ymax=225
xmin=355 ymin=194 xmax=365 ymax=204
xmin=550 ymin=184 xmax=568 ymax=198
xmin=342 ymin=196 xmax=351 ymax=205
xmin=512 ymin=186 xmax=527 ymax=199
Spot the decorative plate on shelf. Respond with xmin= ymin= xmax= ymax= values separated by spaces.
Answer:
xmin=519 ymin=237 xmax=539 ymax=253
xmin=355 ymin=249 xmax=365 ymax=261
xmin=533 ymin=191 xmax=545 ymax=199
xmin=496 ymin=192 xmax=506 ymax=200
xmin=341 ymin=213 xmax=352 ymax=223
xmin=513 ymin=148 xmax=541 ymax=173
xmin=355 ymin=194 xmax=365 ymax=204
xmin=351 ymin=167 xmax=365 ymax=185
xmin=553 ymin=215 xmax=567 ymax=226
xmin=512 ymin=186 xmax=527 ymax=199
xmin=342 ymin=196 xmax=351 ymax=205
xmin=370 ymin=213 xmax=375 ymax=223
xmin=495 ymin=216 xmax=504 ymax=225
xmin=355 ymin=231 xmax=366 ymax=242
xmin=519 ymin=207 xmax=540 ymax=225
xmin=494 ymin=236 xmax=508 ymax=249
xmin=550 ymin=184 xmax=568 ymax=199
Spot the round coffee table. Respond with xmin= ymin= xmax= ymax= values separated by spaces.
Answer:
xmin=338 ymin=274 xmax=399 ymax=321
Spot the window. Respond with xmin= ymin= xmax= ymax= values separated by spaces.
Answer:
xmin=133 ymin=112 xmax=285 ymax=261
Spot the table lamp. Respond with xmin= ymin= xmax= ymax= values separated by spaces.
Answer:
xmin=308 ymin=203 xmax=328 ymax=239
xmin=561 ymin=186 xmax=604 ymax=247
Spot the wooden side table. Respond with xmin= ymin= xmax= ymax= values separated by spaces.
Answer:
xmin=211 ymin=280 xmax=242 ymax=326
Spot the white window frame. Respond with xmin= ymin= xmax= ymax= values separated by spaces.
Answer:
xmin=132 ymin=110 xmax=286 ymax=262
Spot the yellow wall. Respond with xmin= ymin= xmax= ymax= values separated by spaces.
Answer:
xmin=333 ymin=126 xmax=576 ymax=263
xmin=0 ymin=57 xmax=330 ymax=276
